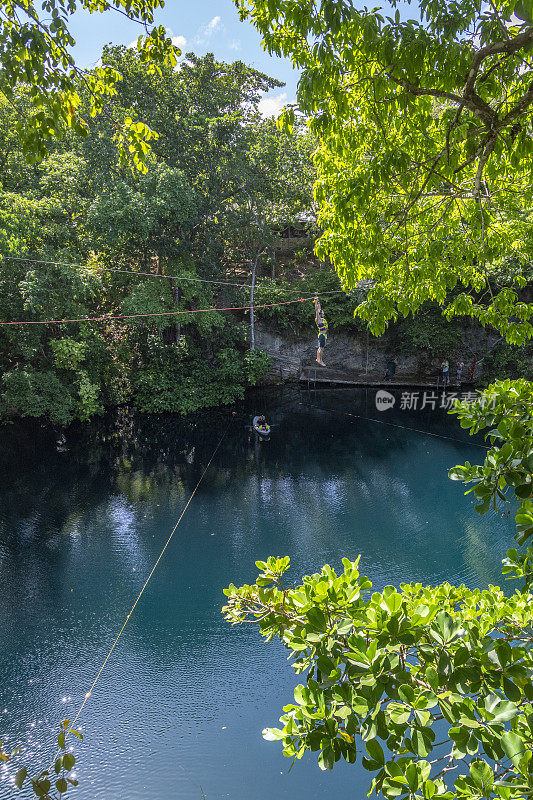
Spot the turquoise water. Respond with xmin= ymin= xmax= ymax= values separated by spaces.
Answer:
xmin=0 ymin=388 xmax=514 ymax=800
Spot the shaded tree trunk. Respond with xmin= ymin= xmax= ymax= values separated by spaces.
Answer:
xmin=250 ymin=249 xmax=260 ymax=351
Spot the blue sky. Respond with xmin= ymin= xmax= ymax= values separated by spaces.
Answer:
xmin=68 ymin=0 xmax=299 ymax=117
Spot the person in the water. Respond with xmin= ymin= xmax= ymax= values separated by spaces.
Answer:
xmin=314 ymin=296 xmax=328 ymax=366
xmin=252 ymin=415 xmax=268 ymax=432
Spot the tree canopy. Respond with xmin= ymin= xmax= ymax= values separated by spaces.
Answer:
xmin=0 ymin=46 xmax=320 ymax=423
xmin=236 ymin=0 xmax=533 ymax=343
xmin=224 ymin=555 xmax=533 ymax=800
xmin=0 ymin=0 xmax=179 ymax=171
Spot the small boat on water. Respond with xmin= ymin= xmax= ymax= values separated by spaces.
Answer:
xmin=252 ymin=415 xmax=271 ymax=438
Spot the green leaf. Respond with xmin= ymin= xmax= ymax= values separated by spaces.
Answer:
xmin=398 ymin=684 xmax=415 ymax=704
xmin=62 ymin=753 xmax=75 ymax=771
xmin=366 ymin=738 xmax=385 ymax=765
xmin=31 ymin=778 xmax=51 ymax=797
xmin=14 ymin=768 xmax=27 ymax=789
xmin=294 ymin=684 xmax=308 ymax=705
xmin=405 ymin=763 xmax=420 ymax=793
xmin=318 ymin=745 xmax=335 ymax=771
xmin=470 ymin=760 xmax=493 ymax=795
xmin=488 ymin=700 xmax=517 ymax=724
xmin=262 ymin=727 xmax=285 ymax=741
xmin=411 ymin=728 xmax=432 ymax=757
xmin=502 ymin=677 xmax=521 ymax=703
xmin=501 ymin=731 xmax=526 ymax=768
xmin=425 ymin=667 xmax=439 ymax=692
xmin=384 ymin=591 xmax=402 ymax=613
xmin=306 ymin=607 xmax=327 ymax=632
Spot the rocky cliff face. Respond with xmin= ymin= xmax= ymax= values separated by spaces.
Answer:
xmin=254 ymin=323 xmax=503 ymax=382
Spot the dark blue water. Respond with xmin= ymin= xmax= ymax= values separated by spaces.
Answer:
xmin=0 ymin=388 xmax=514 ymax=800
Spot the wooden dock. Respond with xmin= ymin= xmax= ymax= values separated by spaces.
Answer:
xmin=299 ymin=365 xmax=462 ymax=389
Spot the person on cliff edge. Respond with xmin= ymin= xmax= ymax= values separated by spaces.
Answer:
xmin=314 ymin=296 xmax=328 ymax=366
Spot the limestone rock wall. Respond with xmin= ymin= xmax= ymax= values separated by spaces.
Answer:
xmin=253 ymin=323 xmax=502 ymax=382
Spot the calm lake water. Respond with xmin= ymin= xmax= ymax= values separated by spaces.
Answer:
xmin=0 ymin=387 xmax=514 ymax=800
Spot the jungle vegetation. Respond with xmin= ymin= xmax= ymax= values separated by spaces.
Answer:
xmin=0 ymin=1 xmax=533 ymax=799
xmin=224 ymin=3 xmax=533 ymax=800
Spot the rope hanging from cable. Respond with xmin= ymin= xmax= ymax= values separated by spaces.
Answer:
xmin=47 ymin=424 xmax=230 ymax=770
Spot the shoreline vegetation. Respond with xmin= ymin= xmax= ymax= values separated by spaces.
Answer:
xmin=0 ymin=48 xmax=530 ymax=427
xmin=1 ymin=2 xmax=533 ymax=800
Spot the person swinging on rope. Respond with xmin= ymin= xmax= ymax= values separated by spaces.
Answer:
xmin=314 ymin=296 xmax=328 ymax=366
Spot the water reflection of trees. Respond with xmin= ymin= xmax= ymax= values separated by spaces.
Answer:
xmin=0 ymin=387 xmax=481 ymax=546
xmin=0 ymin=388 xmax=512 ymax=740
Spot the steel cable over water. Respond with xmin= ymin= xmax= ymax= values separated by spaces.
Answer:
xmin=45 ymin=424 xmax=230 ymax=771
xmin=308 ymin=403 xmax=491 ymax=449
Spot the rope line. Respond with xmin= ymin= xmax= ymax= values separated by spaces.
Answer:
xmin=1 ymin=256 xmax=258 ymax=290
xmin=48 ymin=425 xmax=229 ymax=768
xmin=0 ymin=255 xmax=347 ymax=298
xmin=0 ymin=297 xmax=310 ymax=327
xmin=310 ymin=403 xmax=490 ymax=449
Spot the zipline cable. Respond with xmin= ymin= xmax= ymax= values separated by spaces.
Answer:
xmin=47 ymin=423 xmax=230 ymax=770
xmin=0 ymin=297 xmax=311 ymax=327
xmin=308 ymin=402 xmax=491 ymax=449
xmin=0 ymin=255 xmax=347 ymax=298
xmin=1 ymin=256 xmax=261 ymax=290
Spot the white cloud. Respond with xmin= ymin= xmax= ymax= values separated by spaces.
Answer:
xmin=258 ymin=91 xmax=288 ymax=118
xmin=206 ymin=15 xmax=222 ymax=34
xmin=195 ymin=15 xmax=224 ymax=44
xmin=228 ymin=39 xmax=241 ymax=51
xmin=171 ymin=35 xmax=187 ymax=49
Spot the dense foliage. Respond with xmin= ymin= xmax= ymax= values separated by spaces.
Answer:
xmin=236 ymin=0 xmax=533 ymax=343
xmin=0 ymin=47 xmax=321 ymax=424
xmin=0 ymin=0 xmax=180 ymax=172
xmin=224 ymin=556 xmax=533 ymax=800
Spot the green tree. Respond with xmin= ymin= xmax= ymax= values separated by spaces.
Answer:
xmin=0 ymin=45 xmax=318 ymax=422
xmin=449 ymin=380 xmax=533 ymax=585
xmin=224 ymin=556 xmax=533 ymax=800
xmin=235 ymin=0 xmax=533 ymax=343
xmin=0 ymin=0 xmax=179 ymax=170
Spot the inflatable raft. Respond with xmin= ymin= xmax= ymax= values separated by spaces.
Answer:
xmin=252 ymin=416 xmax=271 ymax=437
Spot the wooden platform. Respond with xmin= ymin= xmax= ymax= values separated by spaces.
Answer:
xmin=299 ymin=366 xmax=462 ymax=389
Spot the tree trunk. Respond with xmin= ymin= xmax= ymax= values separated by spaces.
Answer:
xmin=250 ymin=250 xmax=260 ymax=351
xmin=175 ymin=284 xmax=181 ymax=341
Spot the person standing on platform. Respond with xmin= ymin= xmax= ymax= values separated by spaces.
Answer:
xmin=385 ymin=360 xmax=396 ymax=382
